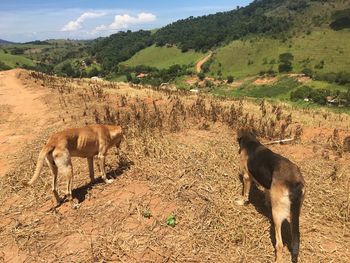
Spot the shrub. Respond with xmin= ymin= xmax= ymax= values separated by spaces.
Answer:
xmin=278 ymin=62 xmax=293 ymax=73
xmin=0 ymin=61 xmax=11 ymax=71
xmin=310 ymin=89 xmax=331 ymax=105
xmin=88 ymin=67 xmax=100 ymax=78
xmin=227 ymin=75 xmax=234 ymax=83
xmin=290 ymin=86 xmax=313 ymax=101
xmin=301 ymin=68 xmax=313 ymax=77
xmin=198 ymin=72 xmax=205 ymax=81
xmin=126 ymin=73 xmax=133 ymax=82
xmin=314 ymin=71 xmax=350 ymax=85
xmin=279 ymin=53 xmax=294 ymax=63
xmin=314 ymin=60 xmax=325 ymax=69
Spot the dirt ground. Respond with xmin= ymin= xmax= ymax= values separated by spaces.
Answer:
xmin=0 ymin=69 xmax=56 ymax=176
xmin=0 ymin=70 xmax=349 ymax=263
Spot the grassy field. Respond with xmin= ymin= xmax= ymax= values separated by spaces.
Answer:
xmin=210 ymin=29 xmax=350 ymax=78
xmin=121 ymin=45 xmax=206 ymax=69
xmin=0 ymin=49 xmax=35 ymax=68
xmin=211 ymin=76 xmax=349 ymax=112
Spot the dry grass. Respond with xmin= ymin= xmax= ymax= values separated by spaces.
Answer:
xmin=0 ymin=70 xmax=349 ymax=262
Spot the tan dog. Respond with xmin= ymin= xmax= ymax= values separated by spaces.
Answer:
xmin=237 ymin=129 xmax=305 ymax=263
xmin=25 ymin=124 xmax=123 ymax=204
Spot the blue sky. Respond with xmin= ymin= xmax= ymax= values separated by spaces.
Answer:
xmin=0 ymin=0 xmax=253 ymax=42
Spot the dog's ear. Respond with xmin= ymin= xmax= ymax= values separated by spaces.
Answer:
xmin=236 ymin=128 xmax=245 ymax=142
xmin=236 ymin=129 xmax=244 ymax=154
xmin=249 ymin=130 xmax=256 ymax=138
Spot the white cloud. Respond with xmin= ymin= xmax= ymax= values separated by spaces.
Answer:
xmin=96 ymin=12 xmax=156 ymax=31
xmin=61 ymin=12 xmax=105 ymax=32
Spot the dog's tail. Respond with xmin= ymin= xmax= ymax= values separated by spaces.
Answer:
xmin=24 ymin=144 xmax=54 ymax=186
xmin=289 ymin=181 xmax=305 ymax=263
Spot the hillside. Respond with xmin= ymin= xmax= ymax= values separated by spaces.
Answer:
xmin=0 ymin=0 xmax=349 ymax=102
xmin=209 ymin=29 xmax=350 ymax=78
xmin=0 ymin=49 xmax=35 ymax=68
xmin=121 ymin=45 xmax=205 ymax=69
xmin=153 ymin=0 xmax=348 ymax=52
xmin=119 ymin=0 xmax=350 ymax=79
xmin=0 ymin=39 xmax=15 ymax=45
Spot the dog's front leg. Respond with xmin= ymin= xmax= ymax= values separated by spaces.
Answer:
xmin=98 ymin=153 xmax=113 ymax=184
xmin=236 ymin=172 xmax=251 ymax=206
xmin=87 ymin=157 xmax=95 ymax=184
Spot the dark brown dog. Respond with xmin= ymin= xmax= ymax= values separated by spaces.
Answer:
xmin=237 ymin=129 xmax=305 ymax=263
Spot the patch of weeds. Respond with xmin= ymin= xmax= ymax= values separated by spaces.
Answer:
xmin=166 ymin=214 xmax=176 ymax=227
xmin=143 ymin=210 xmax=152 ymax=219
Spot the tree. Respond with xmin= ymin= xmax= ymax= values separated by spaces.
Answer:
xmin=290 ymin=86 xmax=313 ymax=101
xmin=88 ymin=67 xmax=99 ymax=78
xmin=279 ymin=53 xmax=294 ymax=63
xmin=278 ymin=52 xmax=294 ymax=73
xmin=126 ymin=73 xmax=133 ymax=82
xmin=301 ymin=68 xmax=313 ymax=77
xmin=61 ymin=63 xmax=76 ymax=77
xmin=278 ymin=62 xmax=293 ymax=73
xmin=198 ymin=72 xmax=205 ymax=81
xmin=227 ymin=75 xmax=234 ymax=83
xmin=309 ymin=89 xmax=331 ymax=105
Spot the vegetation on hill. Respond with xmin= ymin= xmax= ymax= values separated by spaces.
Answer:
xmin=0 ymin=0 xmax=349 ymax=110
xmin=153 ymin=3 xmax=291 ymax=52
xmin=330 ymin=8 xmax=350 ymax=30
xmin=0 ymin=48 xmax=35 ymax=68
xmin=209 ymin=29 xmax=350 ymax=78
xmin=121 ymin=45 xmax=204 ymax=69
xmin=153 ymin=0 xmax=347 ymax=52
xmin=90 ymin=30 xmax=153 ymax=71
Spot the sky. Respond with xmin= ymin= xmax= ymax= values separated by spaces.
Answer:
xmin=0 ymin=0 xmax=253 ymax=42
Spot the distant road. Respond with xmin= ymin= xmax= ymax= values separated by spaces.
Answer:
xmin=196 ymin=51 xmax=213 ymax=73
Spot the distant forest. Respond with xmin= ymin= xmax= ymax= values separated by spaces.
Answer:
xmin=89 ymin=0 xmax=298 ymax=70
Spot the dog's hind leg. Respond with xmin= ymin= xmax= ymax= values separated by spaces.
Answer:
xmin=272 ymin=209 xmax=284 ymax=263
xmin=87 ymin=157 xmax=95 ymax=184
xmin=271 ymin=186 xmax=290 ymax=263
xmin=54 ymin=149 xmax=74 ymax=201
xmin=46 ymin=155 xmax=61 ymax=205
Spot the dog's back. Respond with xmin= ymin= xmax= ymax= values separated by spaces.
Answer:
xmin=46 ymin=124 xmax=122 ymax=158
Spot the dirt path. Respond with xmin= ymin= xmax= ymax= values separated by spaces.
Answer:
xmin=196 ymin=51 xmax=212 ymax=73
xmin=0 ymin=69 xmax=53 ymax=176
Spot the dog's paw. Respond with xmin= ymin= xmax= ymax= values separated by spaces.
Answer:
xmin=105 ymin=178 xmax=114 ymax=184
xmin=71 ymin=198 xmax=80 ymax=209
xmin=235 ymin=199 xmax=249 ymax=206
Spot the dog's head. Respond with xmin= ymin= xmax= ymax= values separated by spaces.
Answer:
xmin=236 ymin=128 xmax=257 ymax=153
xmin=107 ymin=125 xmax=123 ymax=148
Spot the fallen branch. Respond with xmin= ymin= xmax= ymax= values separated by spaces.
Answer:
xmin=263 ymin=138 xmax=295 ymax=145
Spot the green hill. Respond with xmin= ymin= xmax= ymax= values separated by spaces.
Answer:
xmin=209 ymin=29 xmax=350 ymax=78
xmin=121 ymin=45 xmax=205 ymax=69
xmin=153 ymin=0 xmax=348 ymax=52
xmin=0 ymin=49 xmax=35 ymax=68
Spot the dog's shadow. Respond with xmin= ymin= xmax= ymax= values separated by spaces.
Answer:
xmin=239 ymin=174 xmax=292 ymax=254
xmin=70 ymin=155 xmax=134 ymax=204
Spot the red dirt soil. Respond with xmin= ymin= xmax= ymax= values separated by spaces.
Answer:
xmin=196 ymin=51 xmax=212 ymax=73
xmin=0 ymin=69 xmax=55 ymax=176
